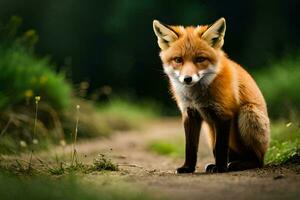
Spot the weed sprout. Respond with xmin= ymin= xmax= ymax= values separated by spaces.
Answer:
xmin=71 ymin=104 xmax=80 ymax=166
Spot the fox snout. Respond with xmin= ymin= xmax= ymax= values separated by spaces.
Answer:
xmin=178 ymin=74 xmax=200 ymax=85
xmin=182 ymin=76 xmax=192 ymax=84
xmin=174 ymin=62 xmax=201 ymax=85
xmin=164 ymin=65 xmax=205 ymax=86
xmin=172 ymin=66 xmax=218 ymax=86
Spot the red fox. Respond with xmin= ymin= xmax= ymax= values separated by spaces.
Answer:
xmin=153 ymin=18 xmax=270 ymax=173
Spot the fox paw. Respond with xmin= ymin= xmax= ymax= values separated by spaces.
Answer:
xmin=205 ymin=163 xmax=228 ymax=173
xmin=177 ymin=166 xmax=195 ymax=174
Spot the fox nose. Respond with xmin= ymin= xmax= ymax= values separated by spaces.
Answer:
xmin=183 ymin=76 xmax=192 ymax=84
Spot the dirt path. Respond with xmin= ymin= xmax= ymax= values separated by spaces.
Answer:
xmin=54 ymin=118 xmax=300 ymax=199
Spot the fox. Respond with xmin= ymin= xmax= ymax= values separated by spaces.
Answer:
xmin=152 ymin=18 xmax=270 ymax=173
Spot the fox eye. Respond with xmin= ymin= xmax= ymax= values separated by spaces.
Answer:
xmin=173 ymin=57 xmax=183 ymax=64
xmin=195 ymin=56 xmax=206 ymax=63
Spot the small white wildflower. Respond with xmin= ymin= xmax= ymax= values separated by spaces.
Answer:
xmin=20 ymin=140 xmax=27 ymax=148
xmin=32 ymin=139 xmax=39 ymax=145
xmin=76 ymin=105 xmax=80 ymax=109
xmin=35 ymin=96 xmax=41 ymax=104
xmin=286 ymin=122 xmax=292 ymax=127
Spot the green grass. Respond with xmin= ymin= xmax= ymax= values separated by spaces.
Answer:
xmin=0 ymin=153 xmax=119 ymax=176
xmin=46 ymin=154 xmax=119 ymax=175
xmin=93 ymin=154 xmax=119 ymax=171
xmin=0 ymin=173 xmax=163 ymax=200
xmin=47 ymin=158 xmax=118 ymax=176
xmin=265 ymin=121 xmax=300 ymax=164
xmin=148 ymin=137 xmax=184 ymax=158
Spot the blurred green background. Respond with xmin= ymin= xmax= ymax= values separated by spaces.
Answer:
xmin=0 ymin=2 xmax=299 ymax=198
xmin=0 ymin=0 xmax=299 ymax=116
xmin=0 ymin=0 xmax=299 ymax=155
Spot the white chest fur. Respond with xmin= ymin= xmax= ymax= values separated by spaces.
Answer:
xmin=169 ymin=76 xmax=211 ymax=113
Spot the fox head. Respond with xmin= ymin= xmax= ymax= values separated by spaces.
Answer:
xmin=153 ymin=18 xmax=226 ymax=86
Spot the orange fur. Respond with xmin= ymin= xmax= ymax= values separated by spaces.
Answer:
xmin=153 ymin=18 xmax=270 ymax=168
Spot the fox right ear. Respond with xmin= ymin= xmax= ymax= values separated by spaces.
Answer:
xmin=153 ymin=20 xmax=178 ymax=50
xmin=201 ymin=18 xmax=226 ymax=49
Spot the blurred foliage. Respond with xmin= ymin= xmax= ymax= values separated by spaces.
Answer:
xmin=0 ymin=16 xmax=71 ymax=153
xmin=97 ymin=97 xmax=160 ymax=130
xmin=62 ymin=97 xmax=159 ymax=140
xmin=0 ymin=0 xmax=298 ymax=110
xmin=255 ymin=55 xmax=300 ymax=118
xmin=62 ymin=98 xmax=112 ymax=139
xmin=0 ymin=45 xmax=71 ymax=110
xmin=0 ymin=16 xmax=152 ymax=154
xmin=0 ymin=16 xmax=71 ymax=110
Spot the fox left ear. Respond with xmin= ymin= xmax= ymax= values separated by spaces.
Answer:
xmin=201 ymin=18 xmax=226 ymax=49
xmin=153 ymin=20 xmax=179 ymax=50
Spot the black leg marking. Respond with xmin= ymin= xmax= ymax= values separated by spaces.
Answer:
xmin=228 ymin=160 xmax=261 ymax=171
xmin=177 ymin=108 xmax=202 ymax=174
xmin=227 ymin=150 xmax=262 ymax=171
xmin=203 ymin=108 xmax=230 ymax=173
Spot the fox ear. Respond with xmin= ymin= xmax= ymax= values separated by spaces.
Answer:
xmin=153 ymin=20 xmax=178 ymax=50
xmin=201 ymin=18 xmax=226 ymax=49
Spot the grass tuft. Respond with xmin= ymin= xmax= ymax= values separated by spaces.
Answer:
xmin=92 ymin=154 xmax=119 ymax=171
xmin=48 ymin=162 xmax=92 ymax=175
xmin=71 ymin=104 xmax=80 ymax=166
xmin=0 ymin=153 xmax=119 ymax=176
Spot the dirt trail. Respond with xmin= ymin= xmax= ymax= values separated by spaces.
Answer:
xmin=57 ymin=118 xmax=300 ymax=199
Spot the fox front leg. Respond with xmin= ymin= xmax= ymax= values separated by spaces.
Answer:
xmin=206 ymin=118 xmax=230 ymax=173
xmin=177 ymin=108 xmax=202 ymax=173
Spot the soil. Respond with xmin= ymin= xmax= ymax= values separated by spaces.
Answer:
xmin=18 ymin=118 xmax=300 ymax=199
